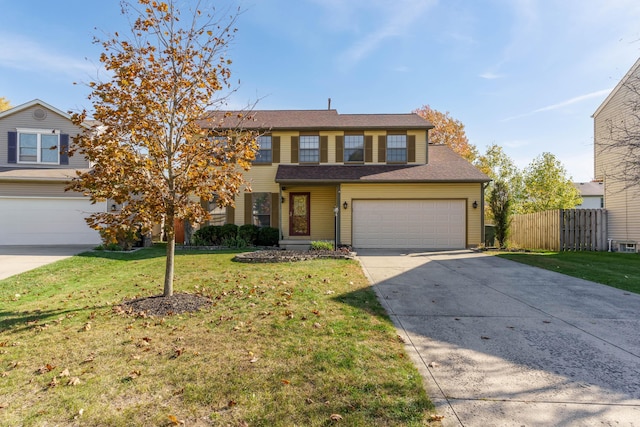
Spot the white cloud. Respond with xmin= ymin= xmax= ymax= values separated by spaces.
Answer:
xmin=0 ymin=33 xmax=98 ymax=80
xmin=501 ymin=88 xmax=613 ymax=122
xmin=332 ymin=0 xmax=437 ymax=67
xmin=479 ymin=72 xmax=504 ymax=79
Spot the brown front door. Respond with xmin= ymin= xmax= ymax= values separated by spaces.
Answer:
xmin=290 ymin=192 xmax=310 ymax=236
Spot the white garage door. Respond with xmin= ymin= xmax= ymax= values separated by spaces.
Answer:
xmin=352 ymin=200 xmax=465 ymax=249
xmin=0 ymin=197 xmax=105 ymax=245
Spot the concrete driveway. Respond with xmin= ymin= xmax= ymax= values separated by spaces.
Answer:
xmin=357 ymin=249 xmax=640 ymax=427
xmin=0 ymin=245 xmax=93 ymax=280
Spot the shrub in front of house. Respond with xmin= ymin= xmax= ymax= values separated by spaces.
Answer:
xmin=193 ymin=225 xmax=220 ymax=246
xmin=257 ymin=226 xmax=279 ymax=247
xmin=310 ymin=240 xmax=334 ymax=251
xmin=238 ymin=224 xmax=259 ymax=245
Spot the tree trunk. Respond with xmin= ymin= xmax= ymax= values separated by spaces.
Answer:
xmin=164 ymin=213 xmax=175 ymax=297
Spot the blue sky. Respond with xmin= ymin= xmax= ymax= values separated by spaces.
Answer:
xmin=1 ymin=0 xmax=639 ymax=182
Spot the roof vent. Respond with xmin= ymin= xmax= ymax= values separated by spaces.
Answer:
xmin=33 ymin=108 xmax=47 ymax=120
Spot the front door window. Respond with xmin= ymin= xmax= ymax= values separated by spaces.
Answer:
xmin=290 ymin=193 xmax=310 ymax=236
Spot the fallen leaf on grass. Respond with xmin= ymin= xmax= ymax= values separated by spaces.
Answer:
xmin=67 ymin=377 xmax=81 ymax=386
xmin=330 ymin=413 xmax=343 ymax=421
xmin=281 ymin=379 xmax=290 ymax=385
xmin=59 ymin=368 xmax=70 ymax=377
xmin=429 ymin=414 xmax=445 ymax=421
xmin=48 ymin=377 xmax=59 ymax=388
xmin=313 ymin=323 xmax=322 ymax=329
xmin=396 ymin=335 xmax=405 ymax=343
xmin=167 ymin=414 xmax=185 ymax=425
xmin=249 ymin=358 xmax=259 ymax=363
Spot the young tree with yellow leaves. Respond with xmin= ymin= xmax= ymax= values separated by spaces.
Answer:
xmin=69 ymin=0 xmax=258 ymax=297
xmin=413 ymin=104 xmax=478 ymax=162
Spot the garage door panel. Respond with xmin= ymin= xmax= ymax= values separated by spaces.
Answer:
xmin=352 ymin=200 xmax=465 ymax=249
xmin=0 ymin=198 xmax=104 ymax=245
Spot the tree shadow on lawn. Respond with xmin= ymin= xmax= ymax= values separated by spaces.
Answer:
xmin=76 ymin=245 xmax=248 ymax=262
xmin=0 ymin=305 xmax=107 ymax=334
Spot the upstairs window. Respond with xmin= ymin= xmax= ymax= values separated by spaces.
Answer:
xmin=386 ymin=134 xmax=407 ymax=163
xmin=255 ymin=135 xmax=272 ymax=163
xmin=344 ymin=135 xmax=364 ymax=162
xmin=207 ymin=196 xmax=227 ymax=226
xmin=17 ymin=129 xmax=60 ymax=164
xmin=299 ymin=135 xmax=319 ymax=163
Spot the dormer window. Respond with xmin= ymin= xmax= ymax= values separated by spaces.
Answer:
xmin=17 ymin=128 xmax=60 ymax=164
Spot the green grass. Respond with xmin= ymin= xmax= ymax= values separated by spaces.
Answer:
xmin=497 ymin=251 xmax=640 ymax=294
xmin=0 ymin=246 xmax=433 ymax=426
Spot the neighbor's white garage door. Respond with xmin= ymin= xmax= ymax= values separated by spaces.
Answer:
xmin=352 ymin=200 xmax=465 ymax=249
xmin=0 ymin=197 xmax=105 ymax=245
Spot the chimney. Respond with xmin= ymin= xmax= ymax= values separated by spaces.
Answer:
xmin=328 ymin=98 xmax=331 ymax=110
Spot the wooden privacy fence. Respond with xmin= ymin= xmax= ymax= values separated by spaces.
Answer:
xmin=509 ymin=209 xmax=607 ymax=251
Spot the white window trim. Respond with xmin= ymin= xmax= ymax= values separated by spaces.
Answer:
xmin=16 ymin=128 xmax=61 ymax=165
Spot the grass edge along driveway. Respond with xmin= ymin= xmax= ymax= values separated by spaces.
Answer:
xmin=0 ymin=247 xmax=435 ymax=426
xmin=497 ymin=250 xmax=640 ymax=294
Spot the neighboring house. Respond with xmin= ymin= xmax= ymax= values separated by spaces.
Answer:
xmin=593 ymin=57 xmax=640 ymax=252
xmin=573 ymin=181 xmax=604 ymax=209
xmin=203 ymin=109 xmax=490 ymax=249
xmin=0 ymin=99 xmax=105 ymax=245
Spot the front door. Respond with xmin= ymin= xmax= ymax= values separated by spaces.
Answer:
xmin=290 ymin=192 xmax=310 ymax=236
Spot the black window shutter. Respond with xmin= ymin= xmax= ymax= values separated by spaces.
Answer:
xmin=244 ymin=193 xmax=253 ymax=225
xmin=272 ymin=136 xmax=280 ymax=163
xmin=320 ymin=136 xmax=328 ymax=163
xmin=291 ymin=136 xmax=299 ymax=163
xmin=365 ymin=135 xmax=373 ymax=163
xmin=336 ymin=135 xmax=344 ymax=163
xmin=8 ymin=131 xmax=17 ymax=163
xmin=270 ymin=193 xmax=279 ymax=228
xmin=60 ymin=134 xmax=69 ymax=165
xmin=408 ymin=135 xmax=416 ymax=163
xmin=378 ymin=135 xmax=386 ymax=163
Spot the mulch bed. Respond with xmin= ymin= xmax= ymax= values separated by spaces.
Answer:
xmin=233 ymin=249 xmax=356 ymax=263
xmin=118 ymin=293 xmax=212 ymax=317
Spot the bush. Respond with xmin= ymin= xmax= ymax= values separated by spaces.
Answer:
xmin=98 ymin=225 xmax=140 ymax=251
xmin=219 ymin=224 xmax=239 ymax=240
xmin=222 ymin=235 xmax=248 ymax=248
xmin=257 ymin=227 xmax=279 ymax=246
xmin=193 ymin=225 xmax=220 ymax=246
xmin=238 ymin=224 xmax=259 ymax=245
xmin=311 ymin=240 xmax=334 ymax=251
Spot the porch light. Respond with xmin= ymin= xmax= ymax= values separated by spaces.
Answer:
xmin=111 ymin=204 xmax=117 ymax=212
xmin=281 ymin=196 xmax=285 ymax=204
xmin=343 ymin=201 xmax=348 ymax=210
xmin=472 ymin=201 xmax=478 ymax=209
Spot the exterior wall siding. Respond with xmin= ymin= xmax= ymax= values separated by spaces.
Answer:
xmin=0 ymin=105 xmax=90 ymax=169
xmin=279 ymin=185 xmax=337 ymax=241
xmin=594 ymin=62 xmax=640 ymax=246
xmin=0 ymin=181 xmax=85 ymax=197
xmin=339 ymin=183 xmax=483 ymax=247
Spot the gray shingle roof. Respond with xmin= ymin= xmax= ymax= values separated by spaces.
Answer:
xmin=201 ymin=109 xmax=433 ymax=131
xmin=275 ymin=145 xmax=490 ymax=183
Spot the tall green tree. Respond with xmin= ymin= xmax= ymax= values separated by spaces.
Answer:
xmin=488 ymin=180 xmax=510 ymax=247
xmin=69 ymin=0 xmax=258 ymax=297
xmin=520 ymin=152 xmax=582 ymax=213
xmin=413 ymin=104 xmax=478 ymax=162
xmin=474 ymin=143 xmax=524 ymax=219
xmin=0 ymin=97 xmax=11 ymax=111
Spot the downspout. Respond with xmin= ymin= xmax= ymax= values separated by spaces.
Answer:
xmin=335 ymin=185 xmax=341 ymax=246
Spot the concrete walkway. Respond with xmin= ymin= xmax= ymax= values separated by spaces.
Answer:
xmin=0 ymin=245 xmax=93 ymax=280
xmin=357 ymin=249 xmax=640 ymax=427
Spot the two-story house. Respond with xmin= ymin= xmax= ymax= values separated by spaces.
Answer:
xmin=0 ymin=99 xmax=105 ymax=245
xmin=205 ymin=109 xmax=490 ymax=249
xmin=593 ymin=57 xmax=640 ymax=252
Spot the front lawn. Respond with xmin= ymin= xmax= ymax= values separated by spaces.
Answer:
xmin=497 ymin=251 xmax=640 ymax=294
xmin=0 ymin=246 xmax=433 ymax=426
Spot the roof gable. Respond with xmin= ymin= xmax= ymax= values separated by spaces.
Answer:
xmin=592 ymin=57 xmax=640 ymax=118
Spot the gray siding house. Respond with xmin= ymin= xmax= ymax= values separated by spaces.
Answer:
xmin=0 ymin=99 xmax=105 ymax=245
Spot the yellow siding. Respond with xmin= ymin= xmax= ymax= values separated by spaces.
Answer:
xmin=340 ymin=183 xmax=484 ymax=247
xmin=280 ymin=185 xmax=338 ymax=241
xmin=593 ymin=62 xmax=640 ymax=245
